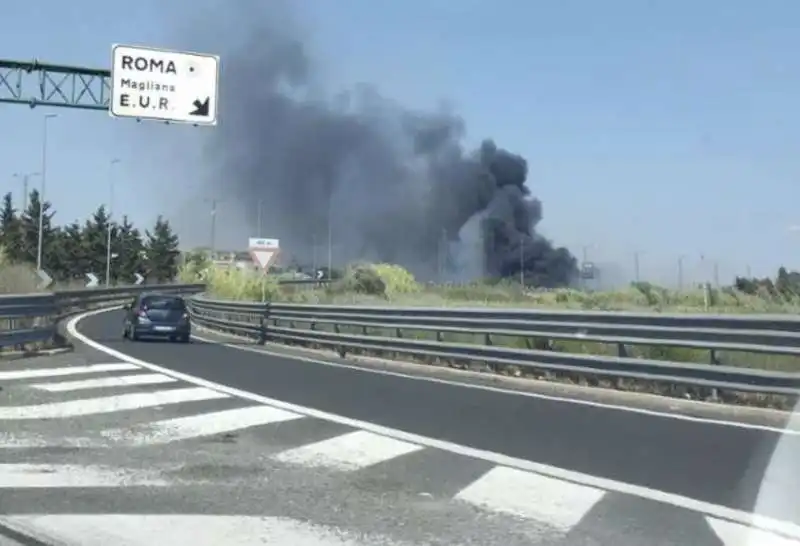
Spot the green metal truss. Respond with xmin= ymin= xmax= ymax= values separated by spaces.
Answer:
xmin=0 ymin=59 xmax=110 ymax=111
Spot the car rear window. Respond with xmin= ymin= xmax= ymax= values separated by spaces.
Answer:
xmin=141 ymin=296 xmax=185 ymax=310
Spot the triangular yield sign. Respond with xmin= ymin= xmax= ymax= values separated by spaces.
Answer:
xmin=250 ymin=249 xmax=278 ymax=270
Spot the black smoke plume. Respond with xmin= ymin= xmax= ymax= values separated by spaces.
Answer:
xmin=193 ymin=6 xmax=577 ymax=286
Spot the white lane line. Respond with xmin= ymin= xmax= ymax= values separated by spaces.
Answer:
xmin=0 ymin=464 xmax=167 ymax=488
xmin=67 ymin=309 xmax=800 ymax=541
xmin=102 ymin=405 xmax=304 ymax=446
xmin=0 ymin=515 xmax=400 ymax=546
xmin=0 ymin=363 xmax=137 ymax=381
xmin=0 ymin=387 xmax=228 ymax=420
xmin=30 ymin=373 xmax=178 ymax=392
xmin=454 ymin=466 xmax=605 ymax=531
xmin=706 ymin=516 xmax=800 ymax=546
xmin=273 ymin=430 xmax=423 ymax=471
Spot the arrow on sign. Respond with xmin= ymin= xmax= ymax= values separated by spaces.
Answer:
xmin=316 ymin=269 xmax=325 ymax=280
xmin=37 ymin=269 xmax=52 ymax=289
xmin=85 ymin=272 xmax=99 ymax=288
xmin=190 ymin=97 xmax=210 ymax=117
xmin=134 ymin=272 xmax=144 ymax=285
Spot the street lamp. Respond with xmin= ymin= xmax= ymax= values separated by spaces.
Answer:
xmin=36 ymin=113 xmax=58 ymax=272
xmin=105 ymin=159 xmax=121 ymax=287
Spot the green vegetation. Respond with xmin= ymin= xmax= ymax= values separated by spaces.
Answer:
xmin=182 ymin=256 xmax=800 ymax=314
xmin=181 ymin=260 xmax=800 ymax=409
xmin=0 ymin=189 xmax=181 ymax=293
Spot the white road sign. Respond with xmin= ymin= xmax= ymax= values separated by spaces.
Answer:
xmin=110 ymin=44 xmax=219 ymax=126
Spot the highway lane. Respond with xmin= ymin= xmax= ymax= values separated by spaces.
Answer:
xmin=76 ymin=308 xmax=792 ymax=518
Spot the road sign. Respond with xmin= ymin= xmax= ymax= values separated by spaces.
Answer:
xmin=134 ymin=272 xmax=144 ymax=285
xmin=249 ymin=237 xmax=280 ymax=271
xmin=316 ymin=269 xmax=325 ymax=280
xmin=109 ymin=44 xmax=219 ymax=126
xmin=37 ymin=269 xmax=52 ymax=289
xmin=85 ymin=272 xmax=99 ymax=288
xmin=247 ymin=238 xmax=279 ymax=249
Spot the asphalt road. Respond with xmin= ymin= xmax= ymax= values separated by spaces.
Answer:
xmin=1 ymin=349 xmax=754 ymax=545
xmin=75 ymin=309 xmax=796 ymax=518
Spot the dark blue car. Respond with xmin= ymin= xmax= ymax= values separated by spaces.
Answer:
xmin=122 ymin=293 xmax=191 ymax=343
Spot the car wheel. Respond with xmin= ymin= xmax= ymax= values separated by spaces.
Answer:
xmin=180 ymin=334 xmax=191 ymax=343
xmin=122 ymin=326 xmax=128 ymax=340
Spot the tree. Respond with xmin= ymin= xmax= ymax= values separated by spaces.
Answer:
xmin=145 ymin=216 xmax=180 ymax=282
xmin=0 ymin=192 xmax=22 ymax=262
xmin=115 ymin=215 xmax=145 ymax=284
xmin=60 ymin=221 xmax=91 ymax=281
xmin=81 ymin=206 xmax=111 ymax=283
xmin=18 ymin=189 xmax=58 ymax=272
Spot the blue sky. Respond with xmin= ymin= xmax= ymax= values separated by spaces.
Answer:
xmin=1 ymin=0 xmax=799 ymax=286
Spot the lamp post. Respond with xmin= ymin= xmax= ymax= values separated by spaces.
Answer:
xmin=105 ymin=159 xmax=121 ymax=286
xmin=36 ymin=114 xmax=58 ymax=272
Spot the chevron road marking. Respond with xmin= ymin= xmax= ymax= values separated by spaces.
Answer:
xmin=0 ymin=387 xmax=228 ymax=420
xmin=0 ymin=464 xmax=167 ymax=488
xmin=101 ymin=405 xmax=304 ymax=446
xmin=30 ymin=373 xmax=178 ymax=392
xmin=454 ymin=466 xmax=606 ymax=532
xmin=272 ymin=430 xmax=424 ymax=471
xmin=0 ymin=363 xmax=138 ymax=381
xmin=0 ymin=515 xmax=403 ymax=546
xmin=706 ymin=517 xmax=800 ymax=546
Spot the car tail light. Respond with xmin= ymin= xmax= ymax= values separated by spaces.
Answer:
xmin=138 ymin=310 xmax=148 ymax=318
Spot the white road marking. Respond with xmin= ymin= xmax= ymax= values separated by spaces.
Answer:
xmin=454 ymin=466 xmax=605 ymax=531
xmin=0 ymin=363 xmax=137 ymax=381
xmin=273 ymin=430 xmax=423 ymax=471
xmin=706 ymin=516 xmax=800 ymax=546
xmin=30 ymin=373 xmax=178 ymax=392
xmin=0 ymin=515 xmax=402 ymax=546
xmin=0 ymin=464 xmax=167 ymax=488
xmin=102 ymin=405 xmax=304 ymax=445
xmin=190 ymin=329 xmax=800 ymax=435
xmin=67 ymin=309 xmax=800 ymax=541
xmin=0 ymin=387 xmax=228 ymax=420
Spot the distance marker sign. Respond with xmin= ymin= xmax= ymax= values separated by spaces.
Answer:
xmin=110 ymin=44 xmax=219 ymax=126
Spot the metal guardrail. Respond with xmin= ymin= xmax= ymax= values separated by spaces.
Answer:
xmin=187 ymin=296 xmax=800 ymax=397
xmin=0 ymin=283 xmax=205 ymax=350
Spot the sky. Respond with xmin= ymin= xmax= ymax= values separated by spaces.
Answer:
xmin=1 ymin=0 xmax=799 ymax=287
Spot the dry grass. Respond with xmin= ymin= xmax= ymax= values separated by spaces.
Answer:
xmin=183 ymin=263 xmax=800 ymax=410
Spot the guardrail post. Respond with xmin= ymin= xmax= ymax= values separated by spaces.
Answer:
xmin=257 ymin=303 xmax=270 ymax=345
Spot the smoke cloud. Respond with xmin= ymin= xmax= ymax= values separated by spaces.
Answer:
xmin=194 ymin=5 xmax=577 ymax=286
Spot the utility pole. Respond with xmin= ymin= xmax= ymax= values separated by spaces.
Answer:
xmin=256 ymin=199 xmax=263 ymax=238
xmin=327 ymin=201 xmax=332 ymax=278
xmin=37 ymin=113 xmax=57 ymax=273
xmin=677 ymin=255 xmax=685 ymax=290
xmin=12 ymin=172 xmax=38 ymax=211
xmin=633 ymin=251 xmax=641 ymax=283
xmin=209 ymin=198 xmax=218 ymax=255
xmin=519 ymin=242 xmax=525 ymax=287
xmin=312 ymin=233 xmax=318 ymax=276
xmin=105 ymin=159 xmax=120 ymax=287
